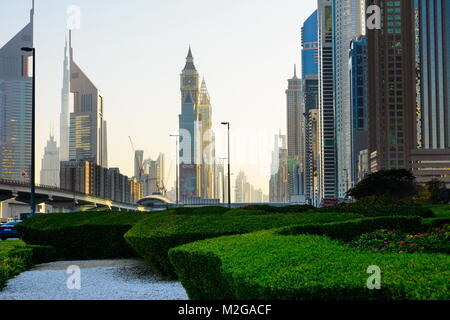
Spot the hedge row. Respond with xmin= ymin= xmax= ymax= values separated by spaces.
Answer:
xmin=316 ymin=204 xmax=434 ymax=218
xmin=0 ymin=244 xmax=56 ymax=290
xmin=124 ymin=208 xmax=362 ymax=278
xmin=278 ymin=216 xmax=423 ymax=242
xmin=17 ymin=211 xmax=150 ymax=260
xmin=169 ymin=231 xmax=450 ymax=300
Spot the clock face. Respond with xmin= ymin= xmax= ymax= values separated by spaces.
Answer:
xmin=184 ymin=77 xmax=196 ymax=86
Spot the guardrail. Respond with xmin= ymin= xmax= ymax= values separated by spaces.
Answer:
xmin=0 ymin=179 xmax=138 ymax=207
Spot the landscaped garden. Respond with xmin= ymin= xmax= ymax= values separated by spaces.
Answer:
xmin=4 ymin=170 xmax=450 ymax=300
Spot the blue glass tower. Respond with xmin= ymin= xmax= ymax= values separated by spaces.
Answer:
xmin=301 ymin=10 xmax=318 ymax=80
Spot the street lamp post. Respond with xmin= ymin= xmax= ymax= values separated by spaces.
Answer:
xmin=221 ymin=122 xmax=231 ymax=208
xmin=170 ymin=134 xmax=180 ymax=206
xmin=219 ymin=157 xmax=227 ymax=204
xmin=22 ymin=47 xmax=35 ymax=216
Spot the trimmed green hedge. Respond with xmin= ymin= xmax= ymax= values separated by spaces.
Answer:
xmin=169 ymin=230 xmax=450 ymax=300
xmin=316 ymin=204 xmax=435 ymax=218
xmin=0 ymin=243 xmax=57 ymax=290
xmin=124 ymin=208 xmax=362 ymax=278
xmin=241 ymin=205 xmax=315 ymax=213
xmin=17 ymin=211 xmax=150 ymax=260
xmin=279 ymin=216 xmax=423 ymax=242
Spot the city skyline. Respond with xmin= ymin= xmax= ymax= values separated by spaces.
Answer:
xmin=0 ymin=0 xmax=317 ymax=194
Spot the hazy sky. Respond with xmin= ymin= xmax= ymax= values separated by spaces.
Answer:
xmin=0 ymin=0 xmax=317 ymax=194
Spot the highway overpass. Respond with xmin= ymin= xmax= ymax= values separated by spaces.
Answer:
xmin=0 ymin=179 xmax=142 ymax=217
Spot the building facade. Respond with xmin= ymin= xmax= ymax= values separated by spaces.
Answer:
xmin=367 ymin=0 xmax=417 ymax=174
xmin=286 ymin=66 xmax=305 ymax=203
xmin=318 ymin=0 xmax=338 ymax=202
xmin=301 ymin=10 xmax=320 ymax=205
xmin=349 ymin=36 xmax=369 ymax=184
xmin=0 ymin=3 xmax=34 ymax=182
xmin=333 ymin=0 xmax=366 ymax=198
xmin=410 ymin=0 xmax=450 ymax=185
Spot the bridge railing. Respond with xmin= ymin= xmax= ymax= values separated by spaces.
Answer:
xmin=0 ymin=179 xmax=138 ymax=207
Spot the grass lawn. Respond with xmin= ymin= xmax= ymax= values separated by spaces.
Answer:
xmin=0 ymin=241 xmax=25 ymax=260
xmin=428 ymin=205 xmax=450 ymax=218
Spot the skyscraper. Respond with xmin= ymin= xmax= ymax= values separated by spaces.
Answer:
xmin=179 ymin=47 xmax=201 ymax=201
xmin=40 ymin=133 xmax=60 ymax=187
xmin=198 ymin=78 xmax=215 ymax=199
xmin=68 ymin=31 xmax=108 ymax=168
xmin=318 ymin=0 xmax=338 ymax=203
xmin=301 ymin=10 xmax=320 ymax=205
xmin=179 ymin=47 xmax=217 ymax=203
xmin=142 ymin=153 xmax=165 ymax=196
xmin=349 ymin=36 xmax=368 ymax=183
xmin=410 ymin=0 xmax=450 ymax=184
xmin=269 ymin=134 xmax=289 ymax=203
xmin=367 ymin=0 xmax=416 ymax=174
xmin=333 ymin=0 xmax=365 ymax=197
xmin=286 ymin=65 xmax=304 ymax=203
xmin=60 ymin=32 xmax=70 ymax=162
xmin=134 ymin=150 xmax=144 ymax=180
xmin=0 ymin=2 xmax=34 ymax=182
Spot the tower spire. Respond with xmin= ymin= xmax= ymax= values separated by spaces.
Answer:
xmin=183 ymin=45 xmax=196 ymax=71
xmin=30 ymin=0 xmax=35 ymax=23
xmin=294 ymin=64 xmax=297 ymax=78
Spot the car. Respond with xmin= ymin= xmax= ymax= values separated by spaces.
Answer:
xmin=0 ymin=220 xmax=22 ymax=240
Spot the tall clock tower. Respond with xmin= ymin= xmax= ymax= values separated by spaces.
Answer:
xmin=179 ymin=47 xmax=201 ymax=201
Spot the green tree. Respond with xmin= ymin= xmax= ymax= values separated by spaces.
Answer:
xmin=426 ymin=179 xmax=450 ymax=204
xmin=347 ymin=169 xmax=417 ymax=200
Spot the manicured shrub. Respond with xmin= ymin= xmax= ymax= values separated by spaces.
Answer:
xmin=242 ymin=204 xmax=315 ymax=213
xmin=169 ymin=231 xmax=450 ymax=300
xmin=279 ymin=216 xmax=424 ymax=242
xmin=316 ymin=204 xmax=434 ymax=218
xmin=124 ymin=208 xmax=362 ymax=278
xmin=17 ymin=211 xmax=150 ymax=260
xmin=0 ymin=243 xmax=56 ymax=290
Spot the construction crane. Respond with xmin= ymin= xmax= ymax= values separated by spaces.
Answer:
xmin=128 ymin=136 xmax=144 ymax=182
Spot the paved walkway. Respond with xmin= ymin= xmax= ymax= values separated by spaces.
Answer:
xmin=0 ymin=258 xmax=188 ymax=300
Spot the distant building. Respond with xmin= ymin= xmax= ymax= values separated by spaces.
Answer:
xmin=179 ymin=47 xmax=201 ymax=201
xmin=68 ymin=31 xmax=108 ymax=167
xmin=60 ymin=161 xmax=141 ymax=204
xmin=269 ymin=134 xmax=289 ymax=203
xmin=60 ymin=32 xmax=70 ymax=162
xmin=235 ymin=171 xmax=265 ymax=203
xmin=142 ymin=153 xmax=165 ymax=196
xmin=178 ymin=47 xmax=216 ymax=203
xmin=40 ymin=134 xmax=60 ymax=187
xmin=286 ymin=65 xmax=305 ymax=203
xmin=134 ymin=150 xmax=144 ymax=181
xmin=0 ymin=3 xmax=34 ymax=182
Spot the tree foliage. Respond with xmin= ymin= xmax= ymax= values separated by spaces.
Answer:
xmin=347 ymin=169 xmax=418 ymax=200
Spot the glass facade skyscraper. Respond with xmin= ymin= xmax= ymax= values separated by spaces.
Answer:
xmin=0 ymin=3 xmax=34 ymax=182
xmin=301 ymin=10 xmax=320 ymax=205
xmin=333 ymin=0 xmax=365 ymax=197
